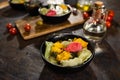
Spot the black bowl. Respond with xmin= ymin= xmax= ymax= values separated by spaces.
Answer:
xmin=40 ymin=33 xmax=95 ymax=73
xmin=24 ymin=4 xmax=40 ymax=16
xmin=38 ymin=5 xmax=71 ymax=24
xmin=9 ymin=0 xmax=25 ymax=10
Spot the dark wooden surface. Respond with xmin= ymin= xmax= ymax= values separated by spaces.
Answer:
xmin=0 ymin=0 xmax=120 ymax=80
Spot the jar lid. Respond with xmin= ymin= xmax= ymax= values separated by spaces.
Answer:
xmin=93 ymin=1 xmax=105 ymax=9
xmin=94 ymin=1 xmax=103 ymax=6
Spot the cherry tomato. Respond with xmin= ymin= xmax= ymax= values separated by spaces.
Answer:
xmin=83 ymin=12 xmax=89 ymax=19
xmin=106 ymin=21 xmax=111 ymax=28
xmin=106 ymin=16 xmax=113 ymax=22
xmin=24 ymin=23 xmax=31 ymax=32
xmin=9 ymin=27 xmax=17 ymax=35
xmin=108 ymin=10 xmax=114 ymax=17
xmin=6 ymin=23 xmax=13 ymax=29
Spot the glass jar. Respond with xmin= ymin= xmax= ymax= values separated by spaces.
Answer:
xmin=83 ymin=1 xmax=107 ymax=42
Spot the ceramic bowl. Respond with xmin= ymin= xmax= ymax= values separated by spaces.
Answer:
xmin=38 ymin=5 xmax=71 ymax=24
xmin=40 ymin=33 xmax=94 ymax=73
xmin=9 ymin=0 xmax=25 ymax=10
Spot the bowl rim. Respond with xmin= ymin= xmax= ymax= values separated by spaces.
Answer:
xmin=9 ymin=0 xmax=25 ymax=5
xmin=40 ymin=33 xmax=95 ymax=68
xmin=38 ymin=4 xmax=72 ymax=17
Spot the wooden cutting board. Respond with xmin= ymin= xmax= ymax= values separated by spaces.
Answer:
xmin=15 ymin=11 xmax=84 ymax=40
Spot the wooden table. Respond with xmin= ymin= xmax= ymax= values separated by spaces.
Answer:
xmin=0 ymin=0 xmax=120 ymax=80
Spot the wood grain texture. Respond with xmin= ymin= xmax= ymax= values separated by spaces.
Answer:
xmin=15 ymin=11 xmax=84 ymax=40
xmin=0 ymin=1 xmax=9 ymax=9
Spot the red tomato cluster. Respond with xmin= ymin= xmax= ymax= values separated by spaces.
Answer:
xmin=6 ymin=23 xmax=17 ymax=35
xmin=83 ymin=10 xmax=114 ymax=28
xmin=6 ymin=23 xmax=32 ymax=35
xmin=105 ymin=10 xmax=114 ymax=28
